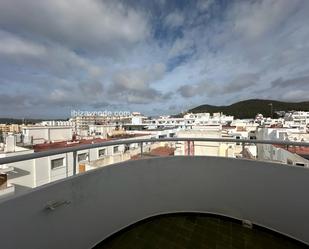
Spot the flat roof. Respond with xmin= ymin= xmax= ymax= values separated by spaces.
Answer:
xmin=33 ymin=134 xmax=148 ymax=152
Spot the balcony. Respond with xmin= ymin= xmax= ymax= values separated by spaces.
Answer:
xmin=0 ymin=138 xmax=308 ymax=249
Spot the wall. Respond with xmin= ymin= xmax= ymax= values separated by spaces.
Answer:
xmin=49 ymin=128 xmax=72 ymax=142
xmin=175 ymin=130 xmax=221 ymax=156
xmin=23 ymin=127 xmax=72 ymax=144
xmin=0 ymin=156 xmax=308 ymax=249
xmin=4 ymin=144 xmax=127 ymax=190
xmin=256 ymin=127 xmax=309 ymax=165
xmin=4 ymin=149 xmax=35 ymax=188
xmin=257 ymin=144 xmax=309 ymax=166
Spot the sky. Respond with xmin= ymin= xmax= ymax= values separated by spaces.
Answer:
xmin=0 ymin=0 xmax=309 ymax=118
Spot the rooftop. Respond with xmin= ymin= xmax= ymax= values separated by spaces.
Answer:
xmin=33 ymin=134 xmax=149 ymax=152
xmin=275 ymin=144 xmax=309 ymax=156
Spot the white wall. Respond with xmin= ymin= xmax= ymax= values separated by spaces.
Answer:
xmin=4 ymin=144 xmax=128 ymax=190
xmin=256 ymin=128 xmax=309 ymax=165
xmin=3 ymin=149 xmax=35 ymax=188
xmin=23 ymin=127 xmax=72 ymax=144
xmin=175 ymin=130 xmax=221 ymax=156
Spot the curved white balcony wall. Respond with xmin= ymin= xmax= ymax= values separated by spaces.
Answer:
xmin=0 ymin=156 xmax=308 ymax=249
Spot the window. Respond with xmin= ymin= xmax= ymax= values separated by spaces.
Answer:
xmin=51 ymin=158 xmax=64 ymax=169
xmin=124 ymin=144 xmax=130 ymax=152
xmin=113 ymin=146 xmax=119 ymax=154
xmin=78 ymin=153 xmax=88 ymax=162
xmin=236 ymin=136 xmax=241 ymax=145
xmin=98 ymin=148 xmax=106 ymax=157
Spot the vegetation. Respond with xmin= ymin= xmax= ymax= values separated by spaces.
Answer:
xmin=187 ymin=99 xmax=309 ymax=119
xmin=0 ymin=118 xmax=67 ymax=124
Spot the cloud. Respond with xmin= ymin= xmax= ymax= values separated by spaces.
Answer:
xmin=0 ymin=94 xmax=33 ymax=110
xmin=164 ymin=11 xmax=184 ymax=28
xmin=224 ymin=74 xmax=259 ymax=93
xmin=0 ymin=0 xmax=149 ymax=55
xmin=0 ymin=30 xmax=46 ymax=57
xmin=282 ymin=90 xmax=309 ymax=101
xmin=0 ymin=0 xmax=309 ymax=117
xmin=178 ymin=73 xmax=259 ymax=98
xmin=232 ymin=0 xmax=302 ymax=41
xmin=196 ymin=0 xmax=215 ymax=12
xmin=0 ymin=30 xmax=104 ymax=80
xmin=271 ymin=76 xmax=309 ymax=88
xmin=168 ymin=37 xmax=194 ymax=59
xmin=109 ymin=63 xmax=168 ymax=104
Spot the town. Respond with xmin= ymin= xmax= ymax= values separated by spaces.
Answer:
xmin=1 ymin=110 xmax=309 ymax=197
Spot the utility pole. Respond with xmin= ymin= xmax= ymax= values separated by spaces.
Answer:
xmin=268 ymin=103 xmax=273 ymax=118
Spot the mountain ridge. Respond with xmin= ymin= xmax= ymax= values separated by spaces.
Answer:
xmin=187 ymin=99 xmax=309 ymax=119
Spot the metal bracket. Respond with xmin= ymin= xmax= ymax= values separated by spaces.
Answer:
xmin=45 ymin=200 xmax=71 ymax=211
xmin=242 ymin=220 xmax=253 ymax=229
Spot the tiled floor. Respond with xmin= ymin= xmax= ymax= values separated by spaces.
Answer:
xmin=94 ymin=214 xmax=308 ymax=249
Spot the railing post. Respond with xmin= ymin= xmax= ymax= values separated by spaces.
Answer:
xmin=66 ymin=153 xmax=68 ymax=177
xmin=73 ymin=151 xmax=77 ymax=175
xmin=140 ymin=142 xmax=143 ymax=158
xmin=242 ymin=142 xmax=245 ymax=158
xmin=187 ymin=141 xmax=190 ymax=156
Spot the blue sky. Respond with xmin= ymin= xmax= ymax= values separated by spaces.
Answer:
xmin=0 ymin=0 xmax=309 ymax=118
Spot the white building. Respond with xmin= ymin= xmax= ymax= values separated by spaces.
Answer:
xmin=143 ymin=112 xmax=233 ymax=130
xmin=291 ymin=111 xmax=309 ymax=126
xmin=256 ymin=127 xmax=309 ymax=166
xmin=174 ymin=129 xmax=235 ymax=158
xmin=184 ymin=112 xmax=234 ymax=125
xmin=0 ymin=134 xmax=162 ymax=196
xmin=41 ymin=120 xmax=74 ymax=127
xmin=22 ymin=126 xmax=73 ymax=144
xmin=88 ymin=124 xmax=117 ymax=138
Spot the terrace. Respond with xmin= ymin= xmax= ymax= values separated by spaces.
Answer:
xmin=0 ymin=138 xmax=309 ymax=249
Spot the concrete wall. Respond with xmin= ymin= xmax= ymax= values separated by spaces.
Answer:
xmin=0 ymin=157 xmax=309 ymax=249
xmin=3 ymin=149 xmax=35 ymax=188
xmin=5 ymin=144 xmax=128 ymax=190
xmin=257 ymin=143 xmax=309 ymax=166
xmin=23 ymin=127 xmax=72 ymax=144
xmin=175 ymin=130 xmax=221 ymax=156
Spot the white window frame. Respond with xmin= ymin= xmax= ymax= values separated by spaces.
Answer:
xmin=98 ymin=148 xmax=106 ymax=158
xmin=51 ymin=158 xmax=64 ymax=170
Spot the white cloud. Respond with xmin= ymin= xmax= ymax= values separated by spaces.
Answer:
xmin=109 ymin=63 xmax=167 ymax=104
xmin=282 ymin=90 xmax=309 ymax=101
xmin=164 ymin=11 xmax=184 ymax=28
xmin=0 ymin=0 xmax=150 ymax=54
xmin=232 ymin=0 xmax=302 ymax=41
xmin=196 ymin=0 xmax=214 ymax=12
xmin=0 ymin=31 xmax=45 ymax=57
xmin=0 ymin=0 xmax=309 ymax=117
xmin=168 ymin=38 xmax=194 ymax=58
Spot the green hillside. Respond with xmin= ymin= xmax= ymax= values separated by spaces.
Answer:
xmin=188 ymin=99 xmax=309 ymax=119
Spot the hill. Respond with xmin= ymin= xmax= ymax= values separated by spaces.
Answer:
xmin=0 ymin=118 xmax=65 ymax=124
xmin=187 ymin=99 xmax=309 ymax=119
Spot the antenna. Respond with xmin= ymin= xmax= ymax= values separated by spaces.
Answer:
xmin=268 ymin=103 xmax=273 ymax=118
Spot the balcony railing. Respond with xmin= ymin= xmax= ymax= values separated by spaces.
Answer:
xmin=1 ymin=137 xmax=308 ymax=164
xmin=1 ymin=139 xmax=309 ymax=248
xmin=0 ymin=137 xmax=308 ymax=198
